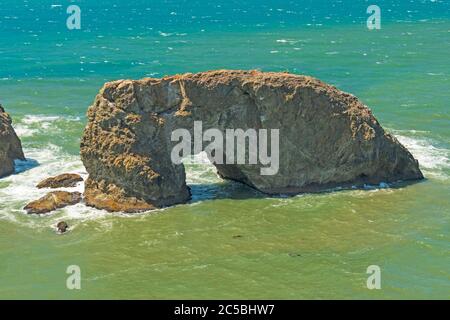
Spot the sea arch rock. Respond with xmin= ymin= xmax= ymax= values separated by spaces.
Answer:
xmin=80 ymin=70 xmax=423 ymax=212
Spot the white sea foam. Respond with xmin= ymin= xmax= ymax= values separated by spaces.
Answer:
xmin=21 ymin=115 xmax=61 ymax=124
xmin=183 ymin=151 xmax=221 ymax=185
xmin=0 ymin=146 xmax=220 ymax=231
xmin=0 ymin=143 xmax=105 ymax=230
xmin=394 ymin=133 xmax=450 ymax=179
xmin=13 ymin=125 xmax=37 ymax=137
xmin=13 ymin=115 xmax=80 ymax=137
xmin=276 ymin=39 xmax=298 ymax=45
xmin=158 ymin=31 xmax=173 ymax=37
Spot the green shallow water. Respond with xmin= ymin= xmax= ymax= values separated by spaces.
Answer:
xmin=1 ymin=181 xmax=449 ymax=299
xmin=0 ymin=1 xmax=449 ymax=299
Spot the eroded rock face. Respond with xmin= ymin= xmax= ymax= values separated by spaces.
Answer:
xmin=56 ymin=221 xmax=69 ymax=233
xmin=83 ymin=178 xmax=155 ymax=213
xmin=0 ymin=104 xmax=25 ymax=177
xmin=81 ymin=70 xmax=423 ymax=212
xmin=37 ymin=173 xmax=83 ymax=189
xmin=24 ymin=191 xmax=82 ymax=214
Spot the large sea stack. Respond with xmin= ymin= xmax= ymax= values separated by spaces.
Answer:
xmin=0 ymin=104 xmax=25 ymax=177
xmin=80 ymin=70 xmax=423 ymax=212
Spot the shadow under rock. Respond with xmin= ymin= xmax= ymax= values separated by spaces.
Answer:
xmin=14 ymin=158 xmax=39 ymax=174
xmin=187 ymin=176 xmax=426 ymax=205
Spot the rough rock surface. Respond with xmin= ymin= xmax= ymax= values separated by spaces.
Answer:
xmin=37 ymin=173 xmax=83 ymax=189
xmin=56 ymin=221 xmax=69 ymax=233
xmin=0 ymin=104 xmax=25 ymax=177
xmin=81 ymin=70 xmax=423 ymax=212
xmin=24 ymin=191 xmax=82 ymax=214
xmin=83 ymin=177 xmax=156 ymax=213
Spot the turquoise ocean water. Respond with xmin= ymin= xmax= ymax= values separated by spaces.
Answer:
xmin=0 ymin=0 xmax=449 ymax=299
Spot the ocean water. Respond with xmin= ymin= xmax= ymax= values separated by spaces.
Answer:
xmin=0 ymin=0 xmax=449 ymax=299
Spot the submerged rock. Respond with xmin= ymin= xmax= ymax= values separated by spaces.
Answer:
xmin=80 ymin=70 xmax=423 ymax=212
xmin=24 ymin=191 xmax=82 ymax=214
xmin=0 ymin=104 xmax=25 ymax=177
xmin=37 ymin=173 xmax=83 ymax=189
xmin=56 ymin=221 xmax=69 ymax=233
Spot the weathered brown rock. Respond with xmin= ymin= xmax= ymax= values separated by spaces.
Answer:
xmin=80 ymin=70 xmax=423 ymax=212
xmin=24 ymin=191 xmax=82 ymax=214
xmin=0 ymin=104 xmax=25 ymax=177
xmin=56 ymin=221 xmax=69 ymax=233
xmin=83 ymin=178 xmax=155 ymax=213
xmin=37 ymin=173 xmax=83 ymax=189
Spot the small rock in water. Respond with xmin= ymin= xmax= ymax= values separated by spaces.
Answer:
xmin=57 ymin=221 xmax=69 ymax=233
xmin=37 ymin=173 xmax=83 ymax=189
xmin=288 ymin=253 xmax=302 ymax=257
xmin=24 ymin=191 xmax=82 ymax=214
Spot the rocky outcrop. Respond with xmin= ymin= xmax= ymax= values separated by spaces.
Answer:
xmin=83 ymin=178 xmax=155 ymax=213
xmin=0 ymin=104 xmax=25 ymax=177
xmin=37 ymin=173 xmax=83 ymax=189
xmin=56 ymin=221 xmax=69 ymax=233
xmin=81 ymin=70 xmax=423 ymax=212
xmin=24 ymin=191 xmax=82 ymax=214
xmin=26 ymin=174 xmax=83 ymax=214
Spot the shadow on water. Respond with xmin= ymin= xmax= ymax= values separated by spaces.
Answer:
xmin=188 ymin=180 xmax=265 ymax=204
xmin=14 ymin=158 xmax=39 ymax=174
xmin=187 ymin=178 xmax=426 ymax=205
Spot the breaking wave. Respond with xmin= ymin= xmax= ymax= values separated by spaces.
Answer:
xmin=13 ymin=114 xmax=81 ymax=137
xmin=394 ymin=132 xmax=450 ymax=179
